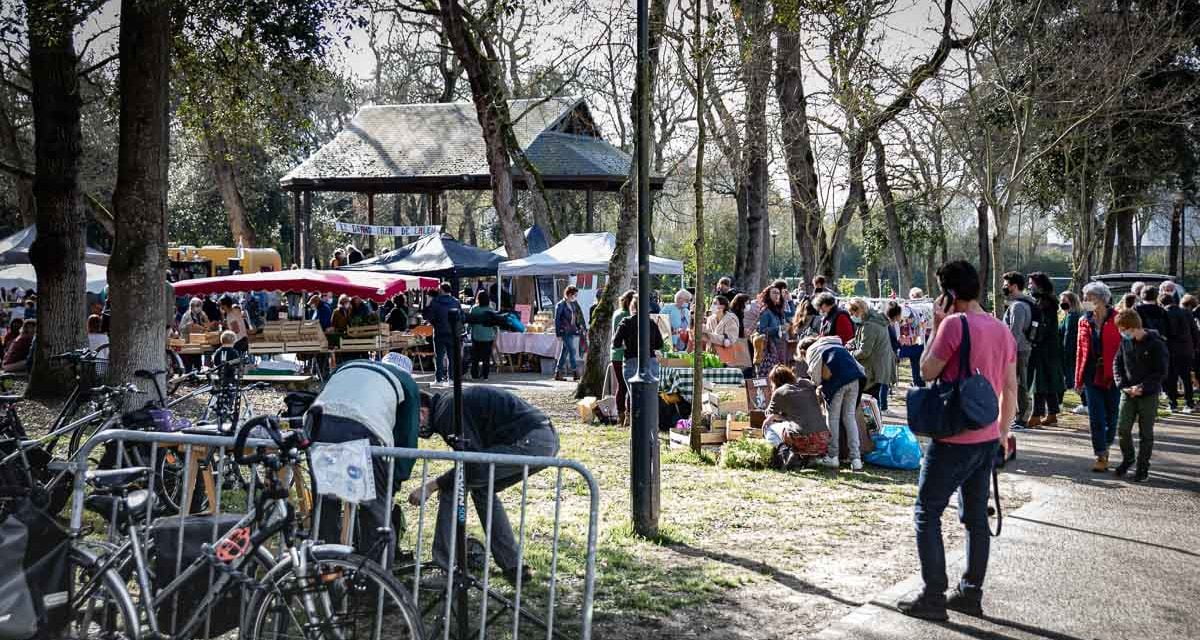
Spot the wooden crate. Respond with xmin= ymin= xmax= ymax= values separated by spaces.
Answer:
xmin=188 ymin=332 xmax=208 ymax=345
xmin=743 ymin=427 xmax=764 ymax=440
xmin=285 ymin=341 xmax=325 ymax=353
xmin=347 ymin=323 xmax=387 ymax=338
xmin=168 ymin=338 xmax=186 ymax=348
xmin=668 ymin=430 xmax=725 ymax=449
xmin=338 ymin=337 xmax=380 ymax=351
xmin=661 ymin=358 xmax=689 ymax=368
xmin=205 ymin=332 xmax=222 ymax=346
xmin=725 ymin=417 xmax=750 ymax=441
xmin=249 ymin=342 xmax=285 ymax=354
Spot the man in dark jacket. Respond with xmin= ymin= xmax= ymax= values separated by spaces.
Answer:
xmin=1161 ymin=293 xmax=1198 ymax=413
xmin=409 ymin=387 xmax=560 ymax=585
xmin=815 ymin=292 xmax=855 ymax=344
xmin=1134 ymin=285 xmax=1169 ymax=337
xmin=1113 ymin=309 xmax=1168 ymax=482
xmin=424 ymin=283 xmax=462 ymax=386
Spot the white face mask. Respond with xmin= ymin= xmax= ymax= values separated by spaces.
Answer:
xmin=1083 ymin=301 xmax=1096 ymax=312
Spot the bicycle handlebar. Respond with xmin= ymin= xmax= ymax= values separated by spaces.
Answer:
xmin=233 ymin=415 xmax=309 ymax=467
xmin=88 ymin=383 xmax=142 ymax=398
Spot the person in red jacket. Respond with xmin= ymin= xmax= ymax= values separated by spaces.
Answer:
xmin=815 ymin=292 xmax=855 ymax=345
xmin=1075 ymin=281 xmax=1122 ymax=472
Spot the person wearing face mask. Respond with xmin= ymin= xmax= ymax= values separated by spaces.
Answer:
xmin=755 ymin=285 xmax=790 ymax=377
xmin=1001 ymin=272 xmax=1037 ymax=429
xmin=1161 ymin=291 xmax=1198 ymax=413
xmin=1058 ymin=291 xmax=1087 ymax=415
xmin=1075 ymin=281 xmax=1122 ymax=472
xmin=848 ymin=298 xmax=898 ymax=412
xmin=1026 ymin=273 xmax=1065 ymax=428
xmin=1112 ymin=309 xmax=1167 ymax=482
xmin=815 ymin=292 xmax=855 ymax=345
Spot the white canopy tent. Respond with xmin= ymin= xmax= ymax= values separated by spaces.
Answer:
xmin=497 ymin=232 xmax=684 ymax=277
xmin=0 ymin=262 xmax=108 ymax=294
xmin=497 ymin=232 xmax=684 ymax=320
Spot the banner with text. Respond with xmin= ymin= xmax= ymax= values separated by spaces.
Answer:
xmin=334 ymin=222 xmax=442 ymax=237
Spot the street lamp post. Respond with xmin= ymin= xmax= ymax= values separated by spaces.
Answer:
xmin=770 ymin=228 xmax=779 ymax=277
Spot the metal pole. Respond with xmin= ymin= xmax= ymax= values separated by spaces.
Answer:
xmin=449 ymin=306 xmax=469 ymax=639
xmin=630 ymin=0 xmax=660 ymax=539
xmin=586 ymin=189 xmax=595 ymax=233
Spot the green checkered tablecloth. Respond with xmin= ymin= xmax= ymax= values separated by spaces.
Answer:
xmin=659 ymin=367 xmax=745 ymax=402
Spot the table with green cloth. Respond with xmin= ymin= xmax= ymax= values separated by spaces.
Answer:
xmin=659 ymin=367 xmax=745 ymax=403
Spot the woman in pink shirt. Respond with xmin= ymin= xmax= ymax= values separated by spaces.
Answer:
xmin=898 ymin=260 xmax=1018 ymax=622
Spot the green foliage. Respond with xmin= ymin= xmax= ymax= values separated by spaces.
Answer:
xmin=717 ymin=438 xmax=775 ymax=470
xmin=837 ymin=277 xmax=857 ymax=297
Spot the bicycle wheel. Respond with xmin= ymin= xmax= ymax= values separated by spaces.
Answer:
xmin=67 ymin=415 xmax=113 ymax=464
xmin=45 ymin=545 xmax=138 ymax=640
xmin=246 ymin=547 xmax=424 ymax=640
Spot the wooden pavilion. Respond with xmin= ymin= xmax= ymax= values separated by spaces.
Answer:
xmin=280 ymin=96 xmax=665 ymax=264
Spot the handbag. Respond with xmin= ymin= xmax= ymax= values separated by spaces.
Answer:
xmin=905 ymin=315 xmax=999 ymax=439
xmin=715 ymin=338 xmax=752 ymax=368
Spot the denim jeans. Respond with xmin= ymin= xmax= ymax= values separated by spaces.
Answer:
xmin=899 ymin=345 xmax=925 ymax=387
xmin=433 ymin=334 xmax=454 ymax=382
xmin=1085 ymin=383 xmax=1120 ymax=455
xmin=826 ymin=381 xmax=860 ymax=461
xmin=914 ymin=438 xmax=997 ymax=597
xmin=432 ymin=426 xmax=560 ymax=572
xmin=556 ymin=334 xmax=579 ymax=373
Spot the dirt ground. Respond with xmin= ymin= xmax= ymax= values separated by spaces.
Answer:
xmin=12 ymin=381 xmax=1036 ymax=640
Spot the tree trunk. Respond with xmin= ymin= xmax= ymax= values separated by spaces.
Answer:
xmin=871 ymin=134 xmax=911 ymax=293
xmin=865 ymin=262 xmax=880 ymax=297
xmin=1116 ymin=208 xmax=1136 ymax=272
xmin=776 ymin=24 xmax=822 ymax=288
xmin=576 ymin=0 xmax=669 ymax=398
xmin=205 ymin=128 xmax=256 ymax=246
xmin=976 ymin=199 xmax=990 ymax=305
xmin=822 ymin=140 xmax=867 ymax=278
xmin=25 ymin=0 xmax=87 ymax=398
xmin=436 ymin=0 xmax=527 ymax=261
xmin=734 ymin=182 xmax=748 ymax=287
xmin=0 ymin=94 xmax=35 ymax=225
xmin=108 ymin=0 xmax=171 ymax=402
xmin=924 ymin=251 xmax=937 ymax=298
xmin=1169 ymin=192 xmax=1184 ymax=278
xmin=740 ymin=0 xmax=771 ymax=295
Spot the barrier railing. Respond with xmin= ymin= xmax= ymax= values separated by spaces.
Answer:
xmin=69 ymin=429 xmax=600 ymax=640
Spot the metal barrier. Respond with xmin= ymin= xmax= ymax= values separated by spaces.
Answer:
xmin=70 ymin=429 xmax=600 ymax=640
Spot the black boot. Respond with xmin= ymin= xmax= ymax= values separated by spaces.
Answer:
xmin=1113 ymin=460 xmax=1133 ymax=478
xmin=945 ymin=587 xmax=984 ymax=617
xmin=897 ymin=591 xmax=948 ymax=621
xmin=1132 ymin=466 xmax=1150 ymax=482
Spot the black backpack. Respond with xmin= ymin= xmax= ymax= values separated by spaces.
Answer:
xmin=1016 ymin=298 xmax=1042 ymax=345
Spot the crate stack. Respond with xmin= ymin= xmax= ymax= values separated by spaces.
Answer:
xmin=340 ymin=323 xmax=387 ymax=351
xmin=287 ymin=320 xmax=326 ymax=353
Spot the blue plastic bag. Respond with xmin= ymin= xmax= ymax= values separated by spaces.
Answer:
xmin=503 ymin=312 xmax=527 ymax=333
xmin=864 ymin=424 xmax=923 ymax=470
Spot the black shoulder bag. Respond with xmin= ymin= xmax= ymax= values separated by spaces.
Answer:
xmin=906 ymin=315 xmax=1000 ymax=439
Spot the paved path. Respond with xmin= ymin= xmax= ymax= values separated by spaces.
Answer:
xmin=812 ymin=413 xmax=1200 ymax=640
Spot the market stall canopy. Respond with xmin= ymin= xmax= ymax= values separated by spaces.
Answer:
xmin=280 ymin=97 xmax=666 ymax=194
xmin=339 ymin=233 xmax=502 ymax=278
xmin=0 ymin=262 xmax=108 ymax=293
xmin=0 ymin=226 xmax=110 ymax=266
xmin=497 ymin=232 xmax=684 ymax=277
xmin=171 ymin=269 xmax=439 ymax=303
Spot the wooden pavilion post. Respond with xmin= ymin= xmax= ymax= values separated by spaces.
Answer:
xmin=302 ymin=191 xmax=313 ymax=267
xmin=429 ymin=190 xmax=443 ymax=228
xmin=292 ymin=190 xmax=302 ymax=265
xmin=367 ymin=192 xmax=376 ymax=254
xmin=586 ymin=188 xmax=595 ymax=232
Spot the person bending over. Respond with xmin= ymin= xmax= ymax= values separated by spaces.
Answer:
xmin=761 ymin=365 xmax=830 ymax=470
xmin=409 ymin=386 xmax=560 ymax=585
xmin=310 ymin=359 xmax=420 ymax=563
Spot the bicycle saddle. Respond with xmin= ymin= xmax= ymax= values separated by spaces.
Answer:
xmin=86 ymin=466 xmax=151 ymax=491
xmin=85 ymin=489 xmax=150 ymax=523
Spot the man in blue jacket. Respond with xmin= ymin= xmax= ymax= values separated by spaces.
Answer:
xmin=424 ymin=283 xmax=462 ymax=386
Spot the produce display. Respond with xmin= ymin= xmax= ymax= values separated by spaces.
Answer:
xmin=661 ymin=350 xmax=723 ymax=369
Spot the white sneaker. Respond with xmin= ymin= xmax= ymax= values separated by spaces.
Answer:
xmin=1072 ymin=405 xmax=1089 ymax=416
xmin=816 ymin=456 xmax=839 ymax=469
xmin=850 ymin=458 xmax=864 ymax=472
xmin=1183 ymin=406 xmax=1195 ymax=414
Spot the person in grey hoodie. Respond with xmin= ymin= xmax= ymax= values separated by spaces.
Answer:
xmin=1002 ymin=271 xmax=1036 ymax=429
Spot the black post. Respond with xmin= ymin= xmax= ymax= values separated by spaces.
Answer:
xmin=630 ymin=0 xmax=660 ymax=539
xmin=448 ymin=306 xmax=469 ymax=638
xmin=586 ymin=189 xmax=595 ymax=232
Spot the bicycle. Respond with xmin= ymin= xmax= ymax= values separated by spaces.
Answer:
xmin=54 ymin=415 xmax=424 ymax=640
